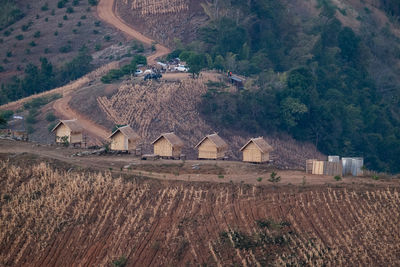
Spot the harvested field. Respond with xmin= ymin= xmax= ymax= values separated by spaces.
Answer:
xmin=1 ymin=159 xmax=400 ymax=266
xmin=96 ymin=77 xmax=324 ymax=168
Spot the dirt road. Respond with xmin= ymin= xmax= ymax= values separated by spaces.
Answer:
xmin=97 ymin=0 xmax=170 ymax=65
xmin=53 ymin=95 xmax=110 ymax=146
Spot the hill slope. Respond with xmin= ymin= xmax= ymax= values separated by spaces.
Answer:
xmin=1 ymin=158 xmax=399 ymax=266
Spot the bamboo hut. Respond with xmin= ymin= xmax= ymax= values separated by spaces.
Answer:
xmin=109 ymin=125 xmax=140 ymax=151
xmin=240 ymin=137 xmax=273 ymax=163
xmin=195 ymin=133 xmax=228 ymax=160
xmin=152 ymin=132 xmax=184 ymax=158
xmin=51 ymin=119 xmax=83 ymax=146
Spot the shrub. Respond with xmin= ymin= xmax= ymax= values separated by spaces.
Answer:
xmin=59 ymin=45 xmax=72 ymax=53
xmin=372 ymin=175 xmax=379 ymax=180
xmin=58 ymin=23 xmax=63 ymax=28
xmin=3 ymin=30 xmax=11 ymax=36
xmin=256 ymin=177 xmax=262 ymax=182
xmin=63 ymin=15 xmax=68 ymax=20
xmin=104 ymin=35 xmax=111 ymax=41
xmin=45 ymin=112 xmax=56 ymax=122
xmin=218 ymin=174 xmax=224 ymax=179
xmin=92 ymin=29 xmax=99 ymax=34
xmin=80 ymin=15 xmax=86 ymax=19
xmin=0 ymin=65 xmax=4 ymax=72
xmin=26 ymin=125 xmax=35 ymax=134
xmin=88 ymin=0 xmax=98 ymax=6
xmin=51 ymin=9 xmax=55 ymax=15
xmin=48 ymin=122 xmax=57 ymax=132
xmin=77 ymin=21 xmax=81 ymax=27
xmin=268 ymin=172 xmax=281 ymax=183
xmin=29 ymin=41 xmax=36 ymax=47
xmin=334 ymin=175 xmax=342 ymax=181
xmin=41 ymin=3 xmax=49 ymax=11
xmin=94 ymin=44 xmax=101 ymax=51
xmin=66 ymin=7 xmax=74 ymax=14
xmin=54 ymin=31 xmax=58 ymax=36
xmin=57 ymin=0 xmax=67 ymax=8
xmin=44 ymin=48 xmax=50 ymax=54
xmin=72 ymin=29 xmax=78 ymax=34
xmin=25 ymin=114 xmax=37 ymax=124
xmin=73 ymin=0 xmax=80 ymax=6
xmin=33 ymin=31 xmax=40 ymax=38
xmin=15 ymin=34 xmax=23 ymax=40
xmin=6 ymin=51 xmax=12 ymax=57
xmin=112 ymin=256 xmax=127 ymax=267
xmin=44 ymin=17 xmax=48 ymax=22
xmin=94 ymin=21 xmax=101 ymax=27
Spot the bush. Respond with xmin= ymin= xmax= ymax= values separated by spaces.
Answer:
xmin=57 ymin=0 xmax=67 ymax=8
xmin=59 ymin=45 xmax=72 ymax=53
xmin=45 ymin=112 xmax=56 ymax=122
xmin=41 ymin=3 xmax=49 ymax=11
xmin=88 ymin=0 xmax=98 ymax=6
xmin=104 ymin=35 xmax=111 ymax=41
xmin=33 ymin=31 xmax=40 ymax=38
xmin=218 ymin=175 xmax=224 ymax=179
xmin=257 ymin=177 xmax=262 ymax=182
xmin=48 ymin=122 xmax=57 ymax=132
xmin=334 ymin=175 xmax=342 ymax=181
xmin=29 ymin=41 xmax=36 ymax=47
xmin=112 ymin=256 xmax=127 ymax=267
xmin=66 ymin=7 xmax=74 ymax=14
xmin=372 ymin=175 xmax=379 ymax=180
xmin=25 ymin=114 xmax=37 ymax=124
xmin=63 ymin=15 xmax=68 ymax=20
xmin=15 ymin=34 xmax=23 ymax=40
xmin=73 ymin=0 xmax=80 ymax=6
xmin=268 ymin=172 xmax=281 ymax=183
xmin=0 ymin=110 xmax=13 ymax=120
xmin=26 ymin=125 xmax=35 ymax=134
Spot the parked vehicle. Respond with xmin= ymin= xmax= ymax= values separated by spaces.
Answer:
xmin=135 ymin=69 xmax=143 ymax=76
xmin=144 ymin=73 xmax=162 ymax=81
xmin=174 ymin=64 xmax=188 ymax=72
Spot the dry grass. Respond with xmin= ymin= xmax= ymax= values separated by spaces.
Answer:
xmin=125 ymin=0 xmax=188 ymax=15
xmin=0 ymin=159 xmax=400 ymax=266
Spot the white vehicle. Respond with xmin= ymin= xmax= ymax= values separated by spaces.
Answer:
xmin=174 ymin=64 xmax=188 ymax=72
xmin=157 ymin=62 xmax=167 ymax=68
xmin=143 ymin=69 xmax=153 ymax=75
xmin=135 ymin=69 xmax=143 ymax=76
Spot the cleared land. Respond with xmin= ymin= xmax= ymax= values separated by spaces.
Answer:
xmin=0 ymin=144 xmax=399 ymax=266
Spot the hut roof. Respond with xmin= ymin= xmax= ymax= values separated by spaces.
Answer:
xmin=151 ymin=132 xmax=184 ymax=148
xmin=195 ymin=133 xmax=228 ymax=149
xmin=240 ymin=137 xmax=273 ymax=153
xmin=51 ymin=119 xmax=83 ymax=133
xmin=109 ymin=125 xmax=140 ymax=140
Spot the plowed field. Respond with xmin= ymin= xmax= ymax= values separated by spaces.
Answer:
xmin=1 ymin=158 xmax=399 ymax=266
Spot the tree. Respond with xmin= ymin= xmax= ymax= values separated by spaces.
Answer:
xmin=187 ymin=53 xmax=206 ymax=78
xmin=0 ymin=114 xmax=6 ymax=127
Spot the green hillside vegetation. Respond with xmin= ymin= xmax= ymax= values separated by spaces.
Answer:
xmin=0 ymin=46 xmax=92 ymax=104
xmin=173 ymin=0 xmax=400 ymax=172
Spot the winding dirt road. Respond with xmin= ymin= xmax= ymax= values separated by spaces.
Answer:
xmin=97 ymin=0 xmax=170 ymax=65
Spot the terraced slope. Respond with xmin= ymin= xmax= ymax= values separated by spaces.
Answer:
xmin=1 ymin=160 xmax=399 ymax=266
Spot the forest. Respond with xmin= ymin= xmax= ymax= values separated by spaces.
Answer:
xmin=175 ymin=0 xmax=400 ymax=172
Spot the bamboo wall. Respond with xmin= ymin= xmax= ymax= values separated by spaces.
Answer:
xmin=55 ymin=124 xmax=70 ymax=143
xmin=242 ymin=142 xmax=268 ymax=163
xmin=198 ymin=139 xmax=225 ymax=159
xmin=110 ymin=132 xmax=128 ymax=150
xmin=154 ymin=138 xmax=181 ymax=157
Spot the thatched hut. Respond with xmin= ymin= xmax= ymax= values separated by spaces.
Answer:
xmin=195 ymin=133 xmax=228 ymax=159
xmin=152 ymin=132 xmax=184 ymax=158
xmin=51 ymin=119 xmax=83 ymax=146
xmin=109 ymin=125 xmax=140 ymax=151
xmin=240 ymin=137 xmax=273 ymax=163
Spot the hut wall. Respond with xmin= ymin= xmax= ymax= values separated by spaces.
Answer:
xmin=198 ymin=138 xmax=218 ymax=159
xmin=70 ymin=132 xmax=83 ymax=144
xmin=111 ymin=132 xmax=127 ymax=150
xmin=172 ymin=147 xmax=182 ymax=158
xmin=154 ymin=137 xmax=173 ymax=157
xmin=242 ymin=142 xmax=263 ymax=163
xmin=128 ymin=138 xmax=138 ymax=150
xmin=55 ymin=124 xmax=71 ymax=143
xmin=312 ymin=161 xmax=325 ymax=175
xmin=261 ymin=151 xmax=270 ymax=162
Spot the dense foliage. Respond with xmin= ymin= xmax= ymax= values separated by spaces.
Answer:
xmin=0 ymin=47 xmax=93 ymax=105
xmin=177 ymin=0 xmax=400 ymax=172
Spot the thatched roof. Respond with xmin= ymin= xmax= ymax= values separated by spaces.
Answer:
xmin=152 ymin=132 xmax=184 ymax=148
xmin=240 ymin=137 xmax=273 ymax=153
xmin=51 ymin=119 xmax=83 ymax=134
xmin=195 ymin=133 xmax=228 ymax=149
xmin=109 ymin=125 xmax=140 ymax=140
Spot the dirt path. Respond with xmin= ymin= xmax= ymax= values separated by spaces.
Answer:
xmin=53 ymin=96 xmax=109 ymax=146
xmin=97 ymin=0 xmax=171 ymax=65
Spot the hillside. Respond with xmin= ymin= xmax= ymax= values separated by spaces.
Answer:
xmin=0 ymin=153 xmax=399 ymax=266
xmin=110 ymin=0 xmax=400 ymax=172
